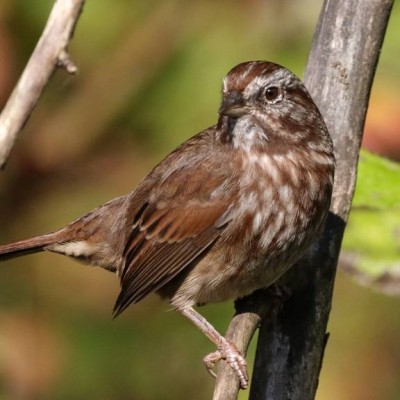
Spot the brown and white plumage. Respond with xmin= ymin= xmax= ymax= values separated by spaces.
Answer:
xmin=0 ymin=61 xmax=334 ymax=388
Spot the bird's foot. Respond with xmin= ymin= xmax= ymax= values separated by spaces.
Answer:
xmin=203 ymin=339 xmax=248 ymax=389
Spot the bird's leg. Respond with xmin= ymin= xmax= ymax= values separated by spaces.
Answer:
xmin=178 ymin=306 xmax=248 ymax=389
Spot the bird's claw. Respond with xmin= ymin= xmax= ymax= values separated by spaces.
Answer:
xmin=203 ymin=340 xmax=248 ymax=389
xmin=203 ymin=350 xmax=219 ymax=378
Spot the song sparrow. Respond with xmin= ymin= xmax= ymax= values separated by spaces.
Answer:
xmin=0 ymin=61 xmax=334 ymax=389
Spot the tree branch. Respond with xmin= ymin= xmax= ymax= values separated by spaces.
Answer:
xmin=0 ymin=0 xmax=84 ymax=169
xmin=213 ymin=1 xmax=394 ymax=399
xmin=340 ymin=252 xmax=400 ymax=296
xmin=212 ymin=291 xmax=273 ymax=399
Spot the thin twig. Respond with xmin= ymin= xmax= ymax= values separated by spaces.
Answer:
xmin=340 ymin=252 xmax=400 ymax=296
xmin=0 ymin=0 xmax=84 ymax=169
xmin=22 ymin=1 xmax=202 ymax=171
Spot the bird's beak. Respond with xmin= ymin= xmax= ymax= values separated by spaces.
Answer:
xmin=219 ymin=92 xmax=249 ymax=118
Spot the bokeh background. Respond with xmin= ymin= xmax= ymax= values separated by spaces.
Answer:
xmin=0 ymin=1 xmax=399 ymax=399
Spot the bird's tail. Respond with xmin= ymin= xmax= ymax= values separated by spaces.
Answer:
xmin=0 ymin=233 xmax=61 ymax=261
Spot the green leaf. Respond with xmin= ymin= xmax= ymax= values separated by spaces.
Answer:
xmin=352 ymin=150 xmax=400 ymax=210
xmin=341 ymin=150 xmax=400 ymax=292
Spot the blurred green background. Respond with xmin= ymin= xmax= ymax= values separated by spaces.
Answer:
xmin=0 ymin=1 xmax=399 ymax=399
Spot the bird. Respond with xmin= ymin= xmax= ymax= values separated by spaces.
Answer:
xmin=0 ymin=61 xmax=335 ymax=389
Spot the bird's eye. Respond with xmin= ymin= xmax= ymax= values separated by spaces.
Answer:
xmin=264 ymin=86 xmax=281 ymax=102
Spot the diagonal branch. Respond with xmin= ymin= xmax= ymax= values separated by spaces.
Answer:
xmin=213 ymin=1 xmax=394 ymax=399
xmin=0 ymin=0 xmax=84 ymax=169
xmin=212 ymin=291 xmax=273 ymax=399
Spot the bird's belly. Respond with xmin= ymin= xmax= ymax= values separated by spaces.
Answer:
xmin=165 ymin=242 xmax=293 ymax=309
xmin=164 ymin=209 xmax=326 ymax=309
xmin=161 ymin=171 xmax=331 ymax=309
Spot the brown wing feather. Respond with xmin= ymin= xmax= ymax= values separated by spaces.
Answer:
xmin=112 ymin=130 xmax=237 ymax=316
xmin=113 ymin=202 xmax=230 ymax=317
